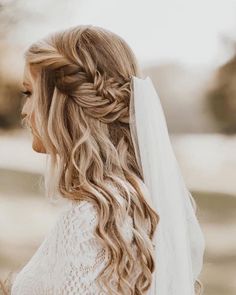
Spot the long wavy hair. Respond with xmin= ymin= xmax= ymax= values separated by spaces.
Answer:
xmin=23 ymin=25 xmax=159 ymax=294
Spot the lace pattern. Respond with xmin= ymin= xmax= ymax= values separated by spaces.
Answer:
xmin=11 ymin=200 xmax=139 ymax=295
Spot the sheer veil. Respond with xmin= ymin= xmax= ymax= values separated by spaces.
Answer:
xmin=129 ymin=75 xmax=205 ymax=295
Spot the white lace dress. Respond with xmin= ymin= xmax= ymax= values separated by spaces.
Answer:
xmin=11 ymin=199 xmax=140 ymax=295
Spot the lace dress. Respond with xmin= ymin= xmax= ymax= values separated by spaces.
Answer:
xmin=11 ymin=199 xmax=141 ymax=295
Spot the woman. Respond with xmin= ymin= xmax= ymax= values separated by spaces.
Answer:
xmin=10 ymin=25 xmax=204 ymax=294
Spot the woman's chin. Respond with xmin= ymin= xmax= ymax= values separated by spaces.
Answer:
xmin=32 ymin=137 xmax=46 ymax=154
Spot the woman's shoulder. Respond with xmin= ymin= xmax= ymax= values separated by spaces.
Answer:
xmin=10 ymin=200 xmax=107 ymax=295
xmin=64 ymin=198 xmax=97 ymax=214
xmin=55 ymin=199 xmax=99 ymax=233
xmin=59 ymin=198 xmax=135 ymax=244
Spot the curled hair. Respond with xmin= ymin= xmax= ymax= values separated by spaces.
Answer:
xmin=24 ymin=25 xmax=159 ymax=294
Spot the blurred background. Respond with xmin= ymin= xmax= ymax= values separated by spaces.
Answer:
xmin=0 ymin=0 xmax=236 ymax=294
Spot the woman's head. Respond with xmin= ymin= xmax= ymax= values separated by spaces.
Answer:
xmin=21 ymin=25 xmax=158 ymax=295
xmin=21 ymin=24 xmax=141 ymax=154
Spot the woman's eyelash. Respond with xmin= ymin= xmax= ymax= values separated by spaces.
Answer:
xmin=21 ymin=90 xmax=32 ymax=97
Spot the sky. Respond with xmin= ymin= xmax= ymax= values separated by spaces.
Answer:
xmin=8 ymin=0 xmax=236 ymax=67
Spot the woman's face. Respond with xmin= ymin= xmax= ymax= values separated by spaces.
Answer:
xmin=21 ymin=64 xmax=46 ymax=154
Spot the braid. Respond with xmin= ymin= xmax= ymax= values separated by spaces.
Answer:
xmin=29 ymin=41 xmax=132 ymax=124
xmin=54 ymin=64 xmax=132 ymax=124
xmin=72 ymin=70 xmax=131 ymax=124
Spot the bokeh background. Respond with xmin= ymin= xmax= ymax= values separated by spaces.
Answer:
xmin=1 ymin=0 xmax=236 ymax=294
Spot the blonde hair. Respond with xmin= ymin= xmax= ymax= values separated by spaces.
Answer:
xmin=24 ymin=25 xmax=159 ymax=294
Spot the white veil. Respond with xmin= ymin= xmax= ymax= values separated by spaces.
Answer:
xmin=129 ymin=75 xmax=205 ymax=295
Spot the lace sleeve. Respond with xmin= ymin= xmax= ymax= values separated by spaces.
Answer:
xmin=51 ymin=200 xmax=109 ymax=294
xmin=11 ymin=200 xmax=110 ymax=295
